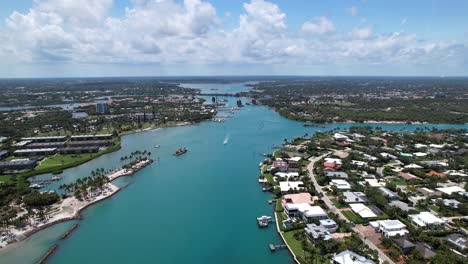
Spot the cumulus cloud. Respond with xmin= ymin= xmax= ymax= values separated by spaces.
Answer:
xmin=301 ymin=17 xmax=335 ymax=35
xmin=0 ymin=0 xmax=467 ymax=75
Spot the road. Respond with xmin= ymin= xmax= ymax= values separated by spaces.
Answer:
xmin=307 ymin=154 xmax=395 ymax=264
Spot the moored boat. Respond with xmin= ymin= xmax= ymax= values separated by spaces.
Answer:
xmin=174 ymin=148 xmax=188 ymax=156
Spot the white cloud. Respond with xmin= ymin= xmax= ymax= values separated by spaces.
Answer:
xmin=301 ymin=17 xmax=335 ymax=35
xmin=351 ymin=27 xmax=373 ymax=39
xmin=347 ymin=6 xmax=358 ymax=16
xmin=0 ymin=0 xmax=467 ymax=76
xmin=401 ymin=18 xmax=407 ymax=25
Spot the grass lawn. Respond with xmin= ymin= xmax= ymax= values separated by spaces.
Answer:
xmin=283 ymin=230 xmax=311 ymax=261
xmin=275 ymin=199 xmax=283 ymax=212
xmin=388 ymin=178 xmax=407 ymax=186
xmin=429 ymin=205 xmax=440 ymax=212
xmin=342 ymin=210 xmax=363 ymax=224
xmin=330 ymin=198 xmax=349 ymax=209
xmin=36 ymin=153 xmax=99 ymax=170
xmin=0 ymin=175 xmax=13 ymax=184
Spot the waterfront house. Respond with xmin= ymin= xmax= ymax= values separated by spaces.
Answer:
xmin=279 ymin=181 xmax=303 ymax=192
xmin=349 ymin=203 xmax=377 ymax=218
xmin=330 ymin=179 xmax=351 ymax=190
xmin=281 ymin=193 xmax=317 ymax=207
xmin=319 ymin=218 xmax=338 ymax=233
xmin=284 ymin=203 xmax=328 ymax=221
xmin=304 ymin=224 xmax=331 ymax=241
xmin=274 ymin=172 xmax=299 ymax=180
xmin=332 ymin=250 xmax=375 ymax=264
xmin=273 ymin=160 xmax=289 ymax=172
xmin=409 ymin=212 xmax=445 ymax=229
xmin=343 ymin=192 xmax=368 ymax=204
xmin=446 ymin=234 xmax=467 ymax=250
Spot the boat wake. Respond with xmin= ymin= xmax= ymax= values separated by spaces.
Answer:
xmin=223 ymin=135 xmax=229 ymax=145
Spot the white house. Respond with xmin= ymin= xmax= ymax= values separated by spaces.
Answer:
xmin=349 ymin=203 xmax=377 ymax=218
xmin=274 ymin=172 xmax=299 ymax=180
xmin=436 ymin=186 xmax=464 ymax=195
xmin=351 ymin=160 xmax=368 ymax=167
xmin=284 ymin=203 xmax=328 ymax=221
xmin=409 ymin=212 xmax=445 ymax=228
xmin=325 ymin=157 xmax=343 ymax=165
xmin=371 ymin=220 xmax=409 ymax=238
xmin=333 ymin=250 xmax=375 ymax=264
xmin=330 ymin=179 xmax=352 ymax=190
xmin=279 ymin=181 xmax=304 ymax=192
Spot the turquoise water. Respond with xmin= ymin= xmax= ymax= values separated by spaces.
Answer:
xmin=1 ymin=91 xmax=467 ymax=263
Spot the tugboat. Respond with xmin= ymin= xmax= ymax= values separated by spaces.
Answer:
xmin=174 ymin=148 xmax=188 ymax=156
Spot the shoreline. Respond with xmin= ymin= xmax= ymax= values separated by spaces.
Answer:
xmin=0 ymin=159 xmax=153 ymax=252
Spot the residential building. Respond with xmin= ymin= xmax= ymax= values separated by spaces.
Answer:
xmin=274 ymin=172 xmax=299 ymax=180
xmin=389 ymin=201 xmax=415 ymax=212
xmin=394 ymin=238 xmax=415 ymax=255
xmin=333 ymin=250 xmax=375 ymax=264
xmin=305 ymin=224 xmax=331 ymax=241
xmin=279 ymin=181 xmax=303 ymax=192
xmin=330 ymin=179 xmax=351 ymax=190
xmin=319 ymin=218 xmax=338 ymax=233
xmin=59 ymin=147 xmax=99 ymax=154
xmin=378 ymin=187 xmax=400 ymax=200
xmin=13 ymin=148 xmax=57 ymax=156
xmin=0 ymin=159 xmax=37 ymax=170
xmin=272 ymin=160 xmax=289 ymax=172
xmin=343 ymin=191 xmax=368 ymax=204
xmin=351 ymin=160 xmax=367 ymax=167
xmin=96 ymin=102 xmax=110 ymax=114
xmin=372 ymin=220 xmax=409 ymax=237
xmin=409 ymin=212 xmax=445 ymax=228
xmin=415 ymin=243 xmax=436 ymax=260
xmin=325 ymin=171 xmax=349 ymax=178
xmin=70 ymin=134 xmax=113 ymax=141
xmin=21 ymin=136 xmax=67 ymax=143
xmin=349 ymin=203 xmax=377 ymax=218
xmin=282 ymin=193 xmax=317 ymax=207
xmin=284 ymin=203 xmax=328 ymax=221
xmin=442 ymin=199 xmax=461 ymax=208
xmin=446 ymin=234 xmax=467 ymax=250
xmin=0 ymin=150 xmax=10 ymax=160
xmin=436 ymin=186 xmax=464 ymax=195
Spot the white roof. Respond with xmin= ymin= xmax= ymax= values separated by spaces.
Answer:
xmin=334 ymin=133 xmax=349 ymax=140
xmin=279 ymin=181 xmax=303 ymax=192
xmin=413 ymin=152 xmax=428 ymax=157
xmin=331 ymin=179 xmax=351 ymax=189
xmin=285 ymin=203 xmax=327 ymax=217
xmin=289 ymin=157 xmax=302 ymax=162
xmin=324 ymin=158 xmax=342 ymax=164
xmin=409 ymin=212 xmax=445 ymax=226
xmin=360 ymin=179 xmax=383 ymax=187
xmin=351 ymin=160 xmax=367 ymax=166
xmin=349 ymin=203 xmax=377 ymax=218
xmin=437 ymin=186 xmax=464 ymax=195
xmin=378 ymin=219 xmax=406 ymax=229
xmin=333 ymin=250 xmax=375 ymax=264
xmin=14 ymin=148 xmax=57 ymax=153
xmin=404 ymin=163 xmax=423 ymax=169
xmin=275 ymin=172 xmax=299 ymax=178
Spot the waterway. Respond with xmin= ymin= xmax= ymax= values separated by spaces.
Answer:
xmin=1 ymin=84 xmax=467 ymax=264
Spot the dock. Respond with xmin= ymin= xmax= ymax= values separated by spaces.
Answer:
xmin=257 ymin=215 xmax=273 ymax=227
xmin=269 ymin=244 xmax=287 ymax=251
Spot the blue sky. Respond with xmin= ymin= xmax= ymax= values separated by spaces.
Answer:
xmin=0 ymin=0 xmax=467 ymax=77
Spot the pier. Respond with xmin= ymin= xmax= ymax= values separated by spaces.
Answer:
xmin=269 ymin=244 xmax=287 ymax=251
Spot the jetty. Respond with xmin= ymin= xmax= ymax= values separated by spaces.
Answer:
xmin=61 ymin=224 xmax=79 ymax=240
xmin=269 ymin=244 xmax=287 ymax=252
xmin=36 ymin=245 xmax=58 ymax=264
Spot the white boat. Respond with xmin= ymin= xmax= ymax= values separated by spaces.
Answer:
xmin=154 ymin=145 xmax=160 ymax=148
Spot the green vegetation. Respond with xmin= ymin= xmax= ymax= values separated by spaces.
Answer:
xmin=342 ymin=210 xmax=363 ymax=224
xmin=23 ymin=191 xmax=59 ymax=207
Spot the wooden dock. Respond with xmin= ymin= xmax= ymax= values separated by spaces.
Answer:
xmin=269 ymin=244 xmax=287 ymax=251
